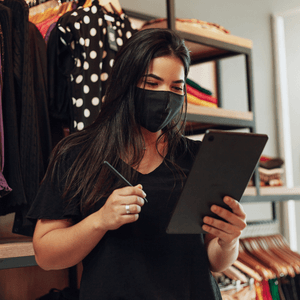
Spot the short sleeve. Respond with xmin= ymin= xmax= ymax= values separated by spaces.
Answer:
xmin=27 ymin=150 xmax=82 ymax=224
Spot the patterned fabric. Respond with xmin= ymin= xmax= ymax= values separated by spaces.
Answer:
xmin=52 ymin=0 xmax=137 ymax=131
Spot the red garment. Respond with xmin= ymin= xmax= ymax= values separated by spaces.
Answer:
xmin=36 ymin=15 xmax=60 ymax=38
xmin=186 ymin=84 xmax=218 ymax=104
xmin=261 ymin=280 xmax=273 ymax=300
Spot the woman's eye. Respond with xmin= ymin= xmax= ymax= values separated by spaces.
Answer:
xmin=173 ymin=86 xmax=184 ymax=94
xmin=145 ymin=82 xmax=157 ymax=86
xmin=173 ymin=86 xmax=183 ymax=91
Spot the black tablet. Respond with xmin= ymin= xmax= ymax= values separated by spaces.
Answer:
xmin=166 ymin=129 xmax=268 ymax=234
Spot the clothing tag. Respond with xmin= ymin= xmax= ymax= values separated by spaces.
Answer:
xmin=107 ymin=23 xmax=118 ymax=52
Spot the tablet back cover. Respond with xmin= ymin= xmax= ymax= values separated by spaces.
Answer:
xmin=166 ymin=130 xmax=268 ymax=234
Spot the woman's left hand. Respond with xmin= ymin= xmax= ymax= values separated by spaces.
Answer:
xmin=202 ymin=196 xmax=247 ymax=250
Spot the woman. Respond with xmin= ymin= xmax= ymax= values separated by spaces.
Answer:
xmin=28 ymin=28 xmax=246 ymax=299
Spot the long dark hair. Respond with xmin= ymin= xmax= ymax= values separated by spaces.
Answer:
xmin=48 ymin=28 xmax=191 ymax=214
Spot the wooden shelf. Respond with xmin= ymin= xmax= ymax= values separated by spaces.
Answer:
xmin=186 ymin=104 xmax=254 ymax=132
xmin=176 ymin=21 xmax=252 ymax=49
xmin=141 ymin=19 xmax=252 ymax=63
xmin=241 ymin=186 xmax=300 ymax=203
xmin=0 ymin=239 xmax=36 ymax=270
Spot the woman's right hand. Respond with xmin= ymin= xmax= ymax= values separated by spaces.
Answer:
xmin=97 ymin=184 xmax=146 ymax=231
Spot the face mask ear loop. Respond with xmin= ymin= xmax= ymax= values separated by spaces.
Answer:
xmin=182 ymin=83 xmax=188 ymax=125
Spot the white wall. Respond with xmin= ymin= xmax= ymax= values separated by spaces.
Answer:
xmin=121 ymin=0 xmax=300 ymax=248
xmin=284 ymin=9 xmax=300 ymax=250
xmin=285 ymin=12 xmax=300 ymax=187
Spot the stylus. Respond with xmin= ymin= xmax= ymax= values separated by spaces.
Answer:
xmin=103 ymin=161 xmax=148 ymax=203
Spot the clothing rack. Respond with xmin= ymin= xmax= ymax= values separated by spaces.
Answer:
xmin=1 ymin=0 xmax=300 ymax=299
xmin=0 ymin=0 xmax=136 ymax=296
xmin=216 ymin=234 xmax=300 ymax=299
xmin=0 ymin=0 xmax=291 ymax=269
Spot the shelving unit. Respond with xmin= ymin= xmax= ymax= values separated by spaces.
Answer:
xmin=2 ymin=0 xmax=300 ymax=278
xmin=0 ymin=240 xmax=35 ymax=270
xmin=186 ymin=104 xmax=254 ymax=131
xmin=243 ymin=186 xmax=300 ymax=202
xmin=128 ymin=0 xmax=300 ymax=205
xmin=129 ymin=5 xmax=257 ymax=134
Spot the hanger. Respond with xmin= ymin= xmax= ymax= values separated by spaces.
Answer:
xmin=241 ymin=238 xmax=289 ymax=278
xmin=100 ymin=0 xmax=122 ymax=15
xmin=29 ymin=0 xmax=59 ymax=17
xmin=258 ymin=236 xmax=300 ymax=274
xmin=238 ymin=242 xmax=275 ymax=280
xmin=249 ymin=236 xmax=295 ymax=277
xmin=29 ymin=0 xmax=72 ymax=24
xmin=272 ymin=234 xmax=300 ymax=262
xmin=81 ymin=0 xmax=122 ymax=15
xmin=232 ymin=260 xmax=262 ymax=282
xmin=222 ymin=266 xmax=248 ymax=283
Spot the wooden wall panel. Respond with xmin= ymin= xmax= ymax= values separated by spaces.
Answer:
xmin=0 ymin=266 xmax=69 ymax=300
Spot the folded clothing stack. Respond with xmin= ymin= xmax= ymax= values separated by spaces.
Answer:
xmin=258 ymin=156 xmax=284 ymax=187
xmin=141 ymin=18 xmax=231 ymax=35
xmin=186 ymin=78 xmax=218 ymax=108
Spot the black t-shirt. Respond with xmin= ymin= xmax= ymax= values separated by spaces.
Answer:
xmin=27 ymin=137 xmax=222 ymax=300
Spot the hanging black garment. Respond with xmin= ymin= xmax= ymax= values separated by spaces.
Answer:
xmin=0 ymin=0 xmax=52 ymax=236
xmin=3 ymin=0 xmax=41 ymax=210
xmin=47 ymin=0 xmax=137 ymax=133
xmin=13 ymin=22 xmax=52 ymax=237
xmin=47 ymin=9 xmax=74 ymax=145
xmin=0 ymin=3 xmax=27 ymax=215
xmin=29 ymin=22 xmax=52 ymax=172
xmin=0 ymin=21 xmax=13 ymax=198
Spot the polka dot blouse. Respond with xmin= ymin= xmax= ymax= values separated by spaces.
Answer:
xmin=55 ymin=0 xmax=137 ymax=131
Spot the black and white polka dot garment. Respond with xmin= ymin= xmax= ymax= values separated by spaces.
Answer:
xmin=57 ymin=0 xmax=137 ymax=131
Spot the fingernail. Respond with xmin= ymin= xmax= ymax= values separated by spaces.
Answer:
xmin=139 ymin=197 xmax=145 ymax=205
xmin=211 ymin=205 xmax=217 ymax=212
xmin=142 ymin=191 xmax=147 ymax=197
xmin=203 ymin=216 xmax=209 ymax=223
xmin=224 ymin=196 xmax=230 ymax=202
xmin=202 ymin=225 xmax=209 ymax=232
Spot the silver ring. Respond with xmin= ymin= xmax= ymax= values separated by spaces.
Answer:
xmin=125 ymin=205 xmax=130 ymax=214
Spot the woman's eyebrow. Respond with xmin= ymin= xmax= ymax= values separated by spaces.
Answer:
xmin=143 ymin=74 xmax=163 ymax=81
xmin=173 ymin=79 xmax=185 ymax=84
xmin=143 ymin=74 xmax=185 ymax=84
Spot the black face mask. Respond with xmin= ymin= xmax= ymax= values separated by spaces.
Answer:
xmin=134 ymin=87 xmax=184 ymax=132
